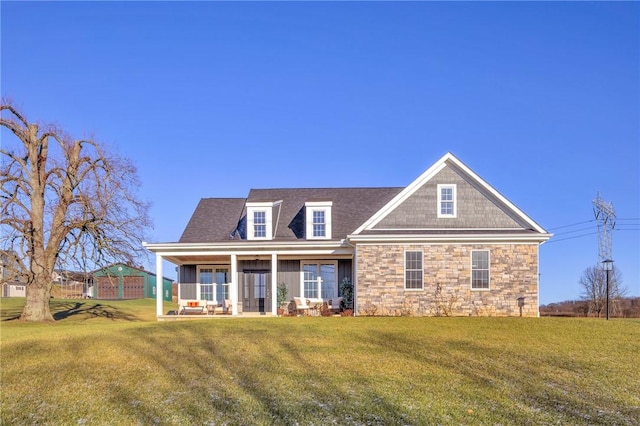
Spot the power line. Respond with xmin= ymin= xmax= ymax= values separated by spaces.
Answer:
xmin=548 ymin=219 xmax=595 ymax=231
xmin=547 ymin=218 xmax=639 ymax=232
xmin=545 ymin=232 xmax=599 ymax=244
xmin=553 ymin=225 xmax=597 ymax=237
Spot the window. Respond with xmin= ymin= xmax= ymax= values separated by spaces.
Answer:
xmin=437 ymin=184 xmax=457 ymax=218
xmin=215 ymin=268 xmax=230 ymax=304
xmin=254 ymin=211 xmax=266 ymax=238
xmin=405 ymin=251 xmax=423 ymax=290
xmin=471 ymin=250 xmax=490 ymax=289
xmin=303 ymin=264 xmax=318 ymax=299
xmin=199 ymin=267 xmax=214 ymax=301
xmin=305 ymin=201 xmax=332 ymax=239
xmin=301 ymin=262 xmax=337 ymax=299
xmin=313 ymin=210 xmax=326 ymax=237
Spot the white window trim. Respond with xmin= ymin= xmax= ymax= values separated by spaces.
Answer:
xmin=247 ymin=201 xmax=278 ymax=240
xmin=437 ymin=184 xmax=457 ymax=218
xmin=470 ymin=250 xmax=490 ymax=291
xmin=305 ymin=201 xmax=332 ymax=240
xmin=404 ymin=250 xmax=424 ymax=291
xmin=197 ymin=265 xmax=215 ymax=301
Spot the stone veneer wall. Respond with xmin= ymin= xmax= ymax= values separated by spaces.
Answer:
xmin=355 ymin=243 xmax=539 ymax=317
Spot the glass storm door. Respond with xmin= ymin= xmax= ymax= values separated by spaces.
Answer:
xmin=242 ymin=272 xmax=271 ymax=313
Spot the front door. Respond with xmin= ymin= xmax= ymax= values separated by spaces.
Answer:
xmin=242 ymin=271 xmax=271 ymax=313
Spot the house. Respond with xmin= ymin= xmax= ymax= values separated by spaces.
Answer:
xmin=2 ymin=282 xmax=26 ymax=298
xmin=1 ymin=250 xmax=26 ymax=298
xmin=143 ymin=153 xmax=551 ymax=318
xmin=91 ymin=263 xmax=173 ymax=301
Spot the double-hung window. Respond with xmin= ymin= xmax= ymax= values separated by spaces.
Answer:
xmin=437 ymin=184 xmax=457 ymax=218
xmin=471 ymin=250 xmax=490 ymax=289
xmin=312 ymin=211 xmax=326 ymax=237
xmin=215 ymin=268 xmax=230 ymax=304
xmin=405 ymin=251 xmax=423 ymax=290
xmin=199 ymin=267 xmax=214 ymax=301
xmin=253 ymin=211 xmax=266 ymax=238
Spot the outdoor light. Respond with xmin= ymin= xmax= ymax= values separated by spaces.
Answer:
xmin=602 ymin=259 xmax=613 ymax=320
xmin=517 ymin=297 xmax=525 ymax=317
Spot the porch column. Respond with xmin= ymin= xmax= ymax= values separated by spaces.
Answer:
xmin=271 ymin=254 xmax=278 ymax=315
xmin=176 ymin=266 xmax=181 ymax=303
xmin=353 ymin=247 xmax=358 ymax=316
xmin=317 ymin=276 xmax=322 ymax=300
xmin=155 ymin=253 xmax=163 ymax=317
xmin=231 ymin=254 xmax=238 ymax=315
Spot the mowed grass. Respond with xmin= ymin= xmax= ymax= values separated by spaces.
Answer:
xmin=1 ymin=298 xmax=639 ymax=425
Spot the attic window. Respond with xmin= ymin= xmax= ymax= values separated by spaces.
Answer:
xmin=437 ymin=184 xmax=457 ymax=218
xmin=305 ymin=201 xmax=332 ymax=239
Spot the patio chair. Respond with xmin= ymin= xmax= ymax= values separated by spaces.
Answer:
xmin=293 ymin=297 xmax=310 ymax=315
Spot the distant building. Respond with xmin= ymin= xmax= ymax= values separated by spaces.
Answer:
xmin=91 ymin=263 xmax=173 ymax=301
xmin=1 ymin=250 xmax=26 ymax=298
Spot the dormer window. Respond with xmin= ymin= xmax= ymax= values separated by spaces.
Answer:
xmin=253 ymin=211 xmax=266 ymax=238
xmin=246 ymin=201 xmax=281 ymax=240
xmin=437 ymin=184 xmax=457 ymax=218
xmin=313 ymin=210 xmax=326 ymax=237
xmin=305 ymin=201 xmax=332 ymax=239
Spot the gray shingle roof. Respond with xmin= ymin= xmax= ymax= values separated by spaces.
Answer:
xmin=179 ymin=198 xmax=247 ymax=243
xmin=247 ymin=187 xmax=404 ymax=240
xmin=179 ymin=188 xmax=403 ymax=243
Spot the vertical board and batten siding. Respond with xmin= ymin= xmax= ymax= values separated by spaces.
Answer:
xmin=179 ymin=265 xmax=197 ymax=284
xmin=278 ymin=260 xmax=300 ymax=300
xmin=179 ymin=259 xmax=353 ymax=300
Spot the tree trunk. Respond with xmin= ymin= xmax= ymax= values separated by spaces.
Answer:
xmin=20 ymin=277 xmax=54 ymax=322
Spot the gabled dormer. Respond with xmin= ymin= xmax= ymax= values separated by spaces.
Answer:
xmin=246 ymin=200 xmax=282 ymax=240
xmin=305 ymin=201 xmax=332 ymax=240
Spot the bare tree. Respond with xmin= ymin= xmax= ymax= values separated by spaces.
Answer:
xmin=1 ymin=100 xmax=151 ymax=321
xmin=579 ymin=264 xmax=625 ymax=317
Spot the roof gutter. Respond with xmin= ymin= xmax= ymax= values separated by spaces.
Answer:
xmin=347 ymin=233 xmax=553 ymax=244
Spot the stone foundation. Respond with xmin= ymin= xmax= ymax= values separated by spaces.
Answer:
xmin=355 ymin=243 xmax=539 ymax=317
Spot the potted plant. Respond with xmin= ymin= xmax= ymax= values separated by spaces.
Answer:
xmin=276 ymin=282 xmax=289 ymax=316
xmin=340 ymin=277 xmax=354 ymax=316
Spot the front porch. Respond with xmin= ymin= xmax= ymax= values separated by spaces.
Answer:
xmin=144 ymin=241 xmax=354 ymax=319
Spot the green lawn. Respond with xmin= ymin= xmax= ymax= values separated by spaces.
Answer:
xmin=1 ymin=298 xmax=639 ymax=425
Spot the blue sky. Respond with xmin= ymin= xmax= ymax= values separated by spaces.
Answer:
xmin=2 ymin=2 xmax=638 ymax=304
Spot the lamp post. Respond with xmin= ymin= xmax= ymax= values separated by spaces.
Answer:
xmin=602 ymin=259 xmax=613 ymax=320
